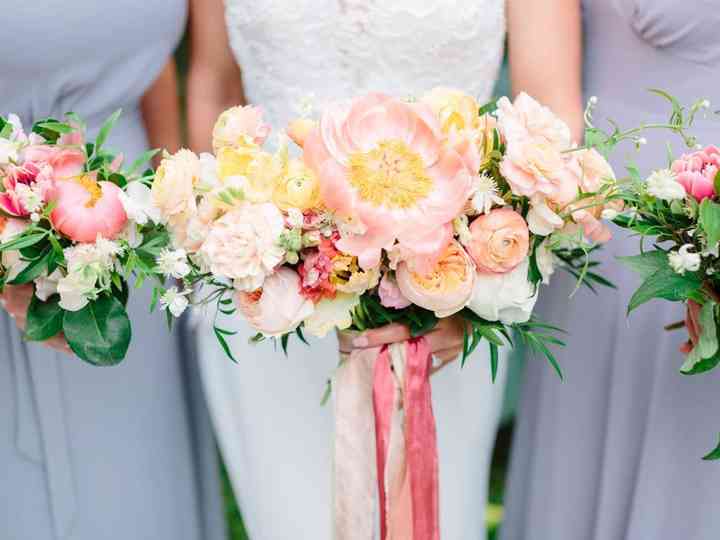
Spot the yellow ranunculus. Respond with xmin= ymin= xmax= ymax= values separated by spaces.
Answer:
xmin=272 ymin=158 xmax=322 ymax=211
xmin=217 ymin=145 xmax=258 ymax=181
xmin=421 ymin=87 xmax=480 ymax=134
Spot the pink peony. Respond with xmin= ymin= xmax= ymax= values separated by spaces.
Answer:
xmin=671 ymin=145 xmax=720 ymax=201
xmin=378 ymin=273 xmax=412 ymax=309
xmin=23 ymin=145 xmax=85 ymax=180
xmin=49 ymin=177 xmax=128 ymax=242
xmin=496 ymin=93 xmax=572 ymax=199
xmin=236 ymin=268 xmax=314 ymax=337
xmin=396 ymin=240 xmax=475 ymax=317
xmin=303 ymin=92 xmax=473 ymax=269
xmin=466 ymin=208 xmax=530 ymax=274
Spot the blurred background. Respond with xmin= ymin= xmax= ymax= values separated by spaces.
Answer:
xmin=175 ymin=38 xmax=521 ymax=540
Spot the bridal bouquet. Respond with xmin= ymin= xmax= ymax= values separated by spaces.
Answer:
xmin=0 ymin=112 xmax=171 ymax=365
xmin=151 ymin=89 xmax=618 ymax=538
xmin=609 ymin=92 xmax=720 ymax=459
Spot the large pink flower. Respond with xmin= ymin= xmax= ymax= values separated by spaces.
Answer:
xmin=23 ymin=145 xmax=85 ymax=180
xmin=49 ymin=176 xmax=128 ymax=242
xmin=671 ymin=145 xmax=720 ymax=201
xmin=304 ymin=93 xmax=473 ymax=268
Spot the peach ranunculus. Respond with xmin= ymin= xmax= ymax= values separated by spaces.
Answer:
xmin=236 ymin=267 xmax=314 ymax=337
xmin=571 ymin=148 xmax=615 ymax=193
xmin=212 ymin=105 xmax=271 ymax=153
xmin=49 ymin=175 xmax=128 ymax=242
xmin=199 ymin=202 xmax=286 ymax=292
xmin=303 ymin=93 xmax=473 ymax=269
xmin=670 ymin=145 xmax=720 ymax=201
xmin=396 ymin=240 xmax=475 ymax=317
xmin=496 ymin=93 xmax=573 ymax=199
xmin=466 ymin=207 xmax=529 ymax=274
xmin=152 ymin=149 xmax=201 ymax=220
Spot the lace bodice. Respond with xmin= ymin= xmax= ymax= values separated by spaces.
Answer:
xmin=225 ymin=0 xmax=505 ymax=129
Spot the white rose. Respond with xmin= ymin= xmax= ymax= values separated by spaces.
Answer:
xmin=646 ymin=169 xmax=686 ymax=201
xmin=57 ymin=271 xmax=97 ymax=311
xmin=668 ymin=244 xmax=701 ymax=275
xmin=304 ymin=293 xmax=360 ymax=338
xmin=468 ymin=259 xmax=538 ymax=324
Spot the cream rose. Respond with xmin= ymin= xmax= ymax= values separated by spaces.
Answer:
xmin=236 ymin=268 xmax=314 ymax=337
xmin=304 ymin=293 xmax=360 ymax=338
xmin=152 ymin=149 xmax=200 ymax=219
xmin=199 ymin=203 xmax=286 ymax=291
xmin=468 ymin=259 xmax=538 ymax=324
xmin=212 ymin=105 xmax=271 ymax=152
xmin=396 ymin=240 xmax=475 ymax=317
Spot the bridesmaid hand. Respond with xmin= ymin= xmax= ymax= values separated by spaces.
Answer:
xmin=0 ymin=284 xmax=72 ymax=355
xmin=348 ymin=317 xmax=467 ymax=374
xmin=680 ymin=300 xmax=702 ymax=354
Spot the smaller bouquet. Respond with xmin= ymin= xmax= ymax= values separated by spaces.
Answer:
xmin=608 ymin=91 xmax=720 ymax=458
xmin=0 ymin=112 xmax=171 ymax=365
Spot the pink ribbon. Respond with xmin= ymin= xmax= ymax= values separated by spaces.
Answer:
xmin=334 ymin=336 xmax=439 ymax=540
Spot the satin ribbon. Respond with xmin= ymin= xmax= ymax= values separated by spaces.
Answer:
xmin=334 ymin=335 xmax=439 ymax=540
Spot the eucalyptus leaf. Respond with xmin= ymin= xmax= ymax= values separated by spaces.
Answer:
xmin=63 ymin=295 xmax=131 ymax=365
xmin=0 ymin=232 xmax=47 ymax=252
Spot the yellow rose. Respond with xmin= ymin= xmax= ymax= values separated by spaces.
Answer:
xmin=272 ymin=158 xmax=322 ymax=210
xmin=422 ymin=87 xmax=480 ymax=134
xmin=216 ymin=145 xmax=257 ymax=181
xmin=152 ymin=149 xmax=200 ymax=219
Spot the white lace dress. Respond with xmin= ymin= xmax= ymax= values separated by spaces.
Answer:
xmin=198 ymin=1 xmax=507 ymax=537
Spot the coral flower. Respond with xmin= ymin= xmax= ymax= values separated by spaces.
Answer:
xmin=49 ymin=176 xmax=128 ymax=242
xmin=304 ymin=93 xmax=473 ymax=268
xmin=467 ymin=207 xmax=530 ymax=274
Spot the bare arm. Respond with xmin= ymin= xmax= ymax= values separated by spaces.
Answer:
xmin=186 ymin=0 xmax=244 ymax=152
xmin=141 ymin=58 xmax=183 ymax=162
xmin=507 ymin=0 xmax=584 ymax=141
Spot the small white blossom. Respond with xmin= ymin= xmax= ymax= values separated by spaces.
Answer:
xmin=668 ymin=244 xmax=701 ymax=275
xmin=470 ymin=173 xmax=505 ymax=215
xmin=286 ymin=207 xmax=304 ymax=229
xmin=0 ymin=138 xmax=19 ymax=165
xmin=637 ymin=137 xmax=647 ymax=146
xmin=701 ymin=99 xmax=711 ymax=109
xmin=119 ymin=181 xmax=161 ymax=225
xmin=160 ymin=286 xmax=191 ymax=317
xmin=646 ymin=169 xmax=686 ymax=201
xmin=589 ymin=96 xmax=598 ymax=106
xmin=156 ymin=248 xmax=191 ymax=279
xmin=34 ymin=269 xmax=64 ymax=302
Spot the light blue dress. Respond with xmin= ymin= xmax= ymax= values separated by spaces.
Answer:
xmin=0 ymin=2 xmax=225 ymax=539
xmin=502 ymin=1 xmax=720 ymax=539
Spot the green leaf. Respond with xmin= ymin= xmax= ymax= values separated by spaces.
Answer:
xmin=214 ymin=326 xmax=238 ymax=363
xmin=62 ymin=295 xmax=131 ymax=365
xmin=627 ymin=269 xmax=703 ymax=314
xmin=34 ymin=121 xmax=74 ymax=134
xmin=489 ymin=343 xmax=499 ymax=383
xmin=702 ymin=434 xmax=720 ymax=461
xmin=617 ymin=250 xmax=669 ymax=279
xmin=408 ymin=309 xmax=438 ymax=337
xmin=8 ymin=248 xmax=50 ymax=285
xmin=478 ymin=101 xmax=498 ymax=116
xmin=128 ymin=149 xmax=160 ymax=175
xmin=93 ymin=109 xmax=122 ymax=155
xmin=25 ymin=295 xmax=64 ymax=341
xmin=280 ymin=334 xmax=290 ymax=356
xmin=0 ymin=232 xmax=47 ymax=252
xmin=714 ymin=170 xmax=720 ymax=199
xmin=700 ymin=198 xmax=720 ymax=248
xmin=681 ymin=302 xmax=719 ymax=374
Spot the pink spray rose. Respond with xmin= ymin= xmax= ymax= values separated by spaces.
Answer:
xmin=236 ymin=268 xmax=315 ymax=337
xmin=671 ymin=145 xmax=720 ymax=201
xmin=466 ymin=207 xmax=530 ymax=274
xmin=378 ymin=273 xmax=412 ymax=309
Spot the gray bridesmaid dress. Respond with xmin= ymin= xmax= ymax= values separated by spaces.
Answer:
xmin=502 ymin=2 xmax=720 ymax=539
xmin=0 ymin=2 xmax=225 ymax=539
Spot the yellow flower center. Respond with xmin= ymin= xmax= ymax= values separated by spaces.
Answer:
xmin=348 ymin=140 xmax=433 ymax=208
xmin=75 ymin=174 xmax=102 ymax=208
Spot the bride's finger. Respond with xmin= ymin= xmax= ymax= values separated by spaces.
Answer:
xmin=352 ymin=323 xmax=412 ymax=348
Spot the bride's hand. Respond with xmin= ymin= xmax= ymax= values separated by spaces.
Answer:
xmin=347 ymin=317 xmax=466 ymax=374
xmin=680 ymin=300 xmax=702 ymax=354
xmin=0 ymin=284 xmax=72 ymax=355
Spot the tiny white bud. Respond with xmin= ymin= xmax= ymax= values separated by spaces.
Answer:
xmin=695 ymin=144 xmax=704 ymax=150
xmin=589 ymin=96 xmax=598 ymax=106
xmin=30 ymin=212 xmax=40 ymax=222
xmin=637 ymin=137 xmax=647 ymax=146
xmin=702 ymin=99 xmax=711 ymax=109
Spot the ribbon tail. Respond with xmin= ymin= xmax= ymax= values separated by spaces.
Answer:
xmin=333 ymin=348 xmax=379 ymax=540
xmin=404 ymin=338 xmax=440 ymax=540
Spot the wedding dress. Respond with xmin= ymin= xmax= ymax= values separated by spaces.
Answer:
xmin=198 ymin=1 xmax=507 ymax=538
